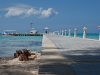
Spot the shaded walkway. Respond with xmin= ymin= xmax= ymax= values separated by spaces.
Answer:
xmin=39 ymin=35 xmax=75 ymax=75
xmin=45 ymin=34 xmax=100 ymax=75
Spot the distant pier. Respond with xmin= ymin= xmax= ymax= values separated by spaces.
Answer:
xmin=11 ymin=33 xmax=43 ymax=36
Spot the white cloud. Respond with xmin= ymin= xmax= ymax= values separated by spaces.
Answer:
xmin=3 ymin=4 xmax=58 ymax=18
xmin=25 ymin=8 xmax=42 ymax=17
xmin=5 ymin=7 xmax=25 ymax=17
xmin=4 ymin=4 xmax=41 ymax=18
xmin=40 ymin=8 xmax=58 ymax=18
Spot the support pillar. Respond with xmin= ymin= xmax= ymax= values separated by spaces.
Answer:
xmin=68 ymin=29 xmax=71 ymax=36
xmin=58 ymin=31 xmax=60 ymax=35
xmin=62 ymin=30 xmax=64 ymax=36
xmin=74 ymin=28 xmax=77 ymax=37
xmin=83 ymin=27 xmax=87 ymax=38
xmin=65 ymin=30 xmax=67 ymax=36
xmin=97 ymin=26 xmax=100 ymax=40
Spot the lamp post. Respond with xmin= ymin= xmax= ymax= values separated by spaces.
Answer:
xmin=97 ymin=26 xmax=100 ymax=40
xmin=74 ymin=28 xmax=77 ymax=37
xmin=68 ymin=29 xmax=71 ymax=36
xmin=58 ymin=31 xmax=60 ymax=35
xmin=83 ymin=27 xmax=87 ymax=38
xmin=52 ymin=32 xmax=55 ymax=34
xmin=61 ymin=30 xmax=64 ymax=36
xmin=65 ymin=30 xmax=67 ymax=36
xmin=59 ymin=30 xmax=62 ymax=35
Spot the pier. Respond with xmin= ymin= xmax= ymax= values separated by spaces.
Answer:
xmin=13 ymin=33 xmax=43 ymax=36
xmin=39 ymin=34 xmax=100 ymax=75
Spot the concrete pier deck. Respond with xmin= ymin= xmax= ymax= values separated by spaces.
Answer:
xmin=39 ymin=34 xmax=100 ymax=75
xmin=39 ymin=35 xmax=75 ymax=75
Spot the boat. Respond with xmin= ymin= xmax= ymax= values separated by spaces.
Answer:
xmin=2 ymin=30 xmax=17 ymax=36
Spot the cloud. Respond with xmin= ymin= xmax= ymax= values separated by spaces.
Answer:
xmin=3 ymin=4 xmax=58 ymax=18
xmin=4 ymin=4 xmax=41 ymax=18
xmin=40 ymin=8 xmax=58 ymax=18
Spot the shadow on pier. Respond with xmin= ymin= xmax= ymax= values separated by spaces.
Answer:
xmin=58 ymin=47 xmax=100 ymax=63
xmin=39 ymin=48 xmax=100 ymax=75
xmin=39 ymin=48 xmax=75 ymax=75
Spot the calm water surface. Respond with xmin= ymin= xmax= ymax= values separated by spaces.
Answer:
xmin=0 ymin=35 xmax=43 ymax=57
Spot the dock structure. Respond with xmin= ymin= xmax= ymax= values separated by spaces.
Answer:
xmin=39 ymin=35 xmax=75 ymax=75
xmin=39 ymin=34 xmax=100 ymax=75
xmin=14 ymin=33 xmax=43 ymax=36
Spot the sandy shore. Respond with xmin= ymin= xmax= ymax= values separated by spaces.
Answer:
xmin=0 ymin=52 xmax=41 ymax=75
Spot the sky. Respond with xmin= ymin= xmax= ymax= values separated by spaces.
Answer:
xmin=0 ymin=0 xmax=100 ymax=33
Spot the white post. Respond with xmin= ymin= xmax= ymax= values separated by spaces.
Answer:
xmin=68 ymin=29 xmax=71 ymax=36
xmin=60 ymin=30 xmax=61 ymax=35
xmin=99 ymin=32 xmax=100 ymax=41
xmin=58 ymin=31 xmax=60 ymax=35
xmin=62 ymin=30 xmax=64 ymax=36
xmin=65 ymin=30 xmax=67 ymax=36
xmin=74 ymin=28 xmax=77 ymax=37
xmin=53 ymin=32 xmax=55 ymax=34
xmin=83 ymin=27 xmax=87 ymax=38
xmin=97 ymin=26 xmax=100 ymax=40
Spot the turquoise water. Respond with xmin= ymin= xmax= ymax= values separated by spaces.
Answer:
xmin=0 ymin=35 xmax=43 ymax=57
xmin=66 ymin=33 xmax=99 ymax=40
xmin=0 ymin=33 xmax=99 ymax=57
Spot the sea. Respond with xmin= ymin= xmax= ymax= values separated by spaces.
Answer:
xmin=0 ymin=33 xmax=99 ymax=57
xmin=69 ymin=33 xmax=99 ymax=40
xmin=0 ymin=34 xmax=43 ymax=57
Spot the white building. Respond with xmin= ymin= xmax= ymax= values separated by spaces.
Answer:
xmin=30 ymin=28 xmax=38 ymax=34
